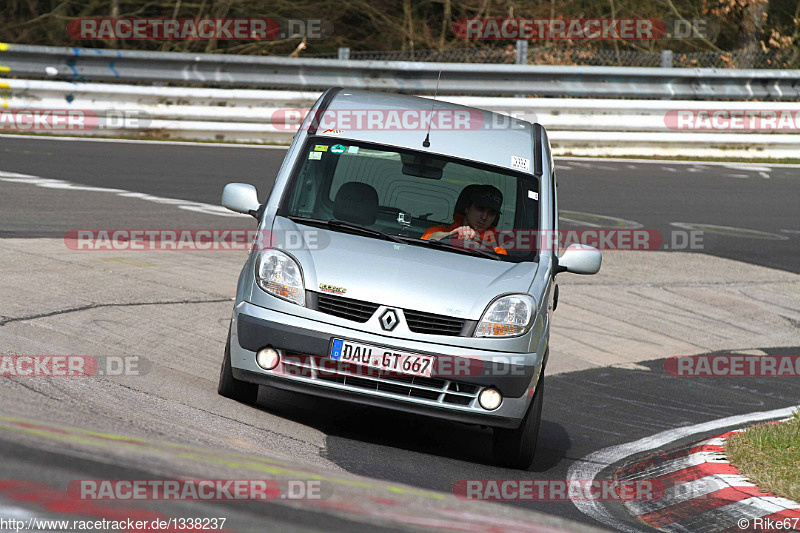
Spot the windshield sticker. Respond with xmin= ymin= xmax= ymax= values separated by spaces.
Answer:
xmin=322 ymin=129 xmax=345 ymax=135
xmin=330 ymin=144 xmax=346 ymax=154
xmin=308 ymin=151 xmax=322 ymax=160
xmin=319 ymin=283 xmax=346 ymax=295
xmin=512 ymin=156 xmax=530 ymax=171
xmin=347 ymin=146 xmax=359 ymax=154
xmin=314 ymin=144 xmax=328 ymax=151
xmin=528 ymin=190 xmax=539 ymax=201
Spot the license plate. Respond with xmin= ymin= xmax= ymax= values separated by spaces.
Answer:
xmin=330 ymin=339 xmax=434 ymax=378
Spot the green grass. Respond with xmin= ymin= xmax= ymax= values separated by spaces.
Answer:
xmin=725 ymin=411 xmax=800 ymax=503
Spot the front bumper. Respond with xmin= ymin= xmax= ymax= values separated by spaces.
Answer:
xmin=229 ymin=301 xmax=543 ymax=429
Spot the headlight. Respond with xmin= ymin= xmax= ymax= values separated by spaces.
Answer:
xmin=255 ymin=249 xmax=305 ymax=306
xmin=475 ymin=294 xmax=536 ymax=337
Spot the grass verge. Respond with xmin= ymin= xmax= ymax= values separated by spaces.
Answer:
xmin=725 ymin=411 xmax=800 ymax=503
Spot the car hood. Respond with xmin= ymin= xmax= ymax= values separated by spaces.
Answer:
xmin=273 ymin=216 xmax=538 ymax=320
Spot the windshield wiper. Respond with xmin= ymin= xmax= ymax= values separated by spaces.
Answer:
xmin=287 ymin=216 xmax=406 ymax=245
xmin=398 ymin=235 xmax=501 ymax=261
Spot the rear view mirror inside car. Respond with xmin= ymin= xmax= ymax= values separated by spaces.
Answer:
xmin=400 ymin=154 xmax=445 ymax=179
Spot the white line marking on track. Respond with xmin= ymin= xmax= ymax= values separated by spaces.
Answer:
xmin=558 ymin=156 xmax=800 ymax=169
xmin=0 ymin=170 xmax=246 ymax=218
xmin=670 ymin=222 xmax=790 ymax=240
xmin=567 ymin=404 xmax=800 ymax=533
xmin=0 ymin=133 xmax=288 ymax=149
xmin=723 ymin=164 xmax=772 ymax=173
xmin=0 ymin=503 xmax=37 ymax=520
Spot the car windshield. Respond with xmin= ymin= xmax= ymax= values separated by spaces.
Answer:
xmin=278 ymin=137 xmax=540 ymax=262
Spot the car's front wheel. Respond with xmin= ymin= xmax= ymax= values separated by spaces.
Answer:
xmin=218 ymin=328 xmax=259 ymax=404
xmin=492 ymin=373 xmax=544 ymax=469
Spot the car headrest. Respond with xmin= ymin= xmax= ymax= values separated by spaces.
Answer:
xmin=333 ymin=182 xmax=379 ymax=226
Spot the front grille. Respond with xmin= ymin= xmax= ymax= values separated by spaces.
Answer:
xmin=316 ymin=293 xmax=380 ymax=323
xmin=280 ymin=355 xmax=480 ymax=407
xmin=404 ymin=309 xmax=466 ymax=336
xmin=312 ymin=292 xmax=467 ymax=336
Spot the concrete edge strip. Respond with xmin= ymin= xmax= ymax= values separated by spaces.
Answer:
xmin=616 ymin=427 xmax=800 ymax=532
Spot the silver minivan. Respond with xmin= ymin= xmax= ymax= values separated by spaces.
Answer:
xmin=218 ymin=89 xmax=601 ymax=469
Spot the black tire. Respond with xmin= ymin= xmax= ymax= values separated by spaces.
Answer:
xmin=492 ymin=373 xmax=544 ymax=469
xmin=217 ymin=331 xmax=259 ymax=404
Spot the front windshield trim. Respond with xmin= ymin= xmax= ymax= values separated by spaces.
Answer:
xmin=277 ymin=136 xmax=540 ymax=263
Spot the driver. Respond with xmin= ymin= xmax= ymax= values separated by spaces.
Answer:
xmin=421 ymin=185 xmax=507 ymax=255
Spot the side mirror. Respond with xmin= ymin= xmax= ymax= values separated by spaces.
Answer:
xmin=222 ymin=183 xmax=260 ymax=218
xmin=555 ymin=244 xmax=601 ymax=275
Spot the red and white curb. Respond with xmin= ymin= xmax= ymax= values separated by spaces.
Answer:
xmin=615 ymin=428 xmax=800 ymax=532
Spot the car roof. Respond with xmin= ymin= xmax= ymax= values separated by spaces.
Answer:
xmin=314 ymin=89 xmax=537 ymax=174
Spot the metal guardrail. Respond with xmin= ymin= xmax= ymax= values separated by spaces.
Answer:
xmin=2 ymin=43 xmax=800 ymax=100
xmin=3 ymin=78 xmax=800 ymax=158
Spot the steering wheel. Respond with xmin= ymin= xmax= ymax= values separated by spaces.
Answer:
xmin=448 ymin=231 xmax=500 ymax=254
xmin=471 ymin=233 xmax=501 ymax=254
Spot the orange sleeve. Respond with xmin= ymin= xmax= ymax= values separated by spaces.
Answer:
xmin=421 ymin=225 xmax=449 ymax=240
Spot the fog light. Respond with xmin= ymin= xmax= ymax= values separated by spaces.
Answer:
xmin=478 ymin=388 xmax=503 ymax=410
xmin=256 ymin=347 xmax=280 ymax=370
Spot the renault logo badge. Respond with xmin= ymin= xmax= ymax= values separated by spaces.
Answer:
xmin=380 ymin=309 xmax=399 ymax=331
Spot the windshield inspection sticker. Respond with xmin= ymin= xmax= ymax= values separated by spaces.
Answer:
xmin=528 ymin=190 xmax=539 ymax=201
xmin=314 ymin=144 xmax=328 ymax=151
xmin=512 ymin=155 xmax=530 ymax=171
xmin=309 ymin=151 xmax=322 ymax=160
xmin=347 ymin=146 xmax=359 ymax=154
xmin=330 ymin=144 xmax=346 ymax=154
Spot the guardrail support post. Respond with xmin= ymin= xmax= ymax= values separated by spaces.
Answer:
xmin=338 ymin=47 xmax=350 ymax=61
xmin=516 ymin=40 xmax=529 ymax=65
xmin=661 ymin=50 xmax=673 ymax=68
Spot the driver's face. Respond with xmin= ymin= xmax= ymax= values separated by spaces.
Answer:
xmin=464 ymin=203 xmax=498 ymax=230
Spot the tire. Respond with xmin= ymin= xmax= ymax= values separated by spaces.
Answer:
xmin=492 ymin=373 xmax=544 ymax=469
xmin=217 ymin=330 xmax=259 ymax=404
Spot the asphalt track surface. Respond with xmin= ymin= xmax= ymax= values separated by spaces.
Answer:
xmin=1 ymin=136 xmax=798 ymax=272
xmin=1 ymin=136 xmax=799 ymax=532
